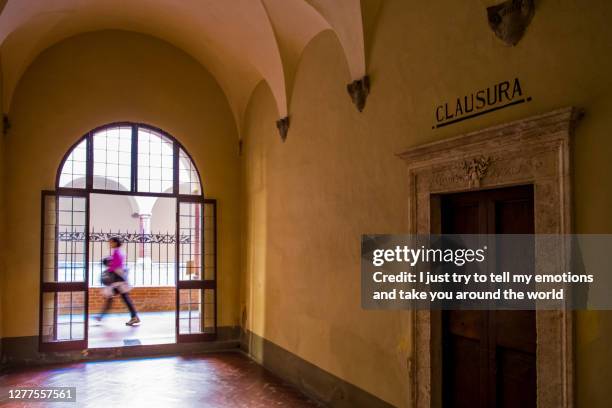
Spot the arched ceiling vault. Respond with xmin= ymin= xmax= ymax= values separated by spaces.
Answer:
xmin=0 ymin=0 xmax=375 ymax=137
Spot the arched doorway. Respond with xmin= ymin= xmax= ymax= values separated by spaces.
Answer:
xmin=39 ymin=123 xmax=217 ymax=351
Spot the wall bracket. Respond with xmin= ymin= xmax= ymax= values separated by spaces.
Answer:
xmin=2 ymin=114 xmax=10 ymax=136
xmin=487 ymin=0 xmax=535 ymax=46
xmin=347 ymin=75 xmax=370 ymax=112
xmin=276 ymin=116 xmax=290 ymax=142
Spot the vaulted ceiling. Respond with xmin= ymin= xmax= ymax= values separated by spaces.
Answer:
xmin=0 ymin=0 xmax=380 ymax=134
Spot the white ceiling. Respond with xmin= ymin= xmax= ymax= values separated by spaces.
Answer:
xmin=0 ymin=0 xmax=372 ymax=133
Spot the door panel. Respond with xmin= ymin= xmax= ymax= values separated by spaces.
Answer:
xmin=495 ymin=310 xmax=536 ymax=353
xmin=444 ymin=334 xmax=482 ymax=408
xmin=497 ymin=348 xmax=537 ymax=408
xmin=445 ymin=310 xmax=482 ymax=341
xmin=41 ymin=292 xmax=86 ymax=343
xmin=440 ymin=186 xmax=536 ymax=408
xmin=178 ymin=201 xmax=203 ymax=282
xmin=178 ymin=288 xmax=203 ymax=334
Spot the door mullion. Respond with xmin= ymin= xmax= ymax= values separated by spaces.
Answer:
xmin=175 ymin=197 xmax=180 ymax=341
xmin=84 ymin=194 xmax=90 ymax=347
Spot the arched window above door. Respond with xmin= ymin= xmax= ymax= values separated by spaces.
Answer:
xmin=58 ymin=123 xmax=202 ymax=196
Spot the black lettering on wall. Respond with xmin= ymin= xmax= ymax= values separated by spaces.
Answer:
xmin=433 ymin=78 xmax=530 ymax=129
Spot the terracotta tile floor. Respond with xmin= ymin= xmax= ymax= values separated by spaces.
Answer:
xmin=0 ymin=354 xmax=321 ymax=407
xmin=88 ymin=311 xmax=175 ymax=348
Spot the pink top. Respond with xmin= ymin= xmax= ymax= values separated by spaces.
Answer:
xmin=109 ymin=248 xmax=125 ymax=272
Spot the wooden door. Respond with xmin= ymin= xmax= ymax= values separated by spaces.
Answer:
xmin=440 ymin=185 xmax=536 ymax=408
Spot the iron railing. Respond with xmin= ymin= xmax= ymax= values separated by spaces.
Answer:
xmin=57 ymin=230 xmax=191 ymax=287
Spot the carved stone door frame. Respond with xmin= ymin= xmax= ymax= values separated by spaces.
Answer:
xmin=398 ymin=107 xmax=581 ymax=408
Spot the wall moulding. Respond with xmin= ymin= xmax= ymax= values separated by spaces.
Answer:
xmin=397 ymin=107 xmax=582 ymax=408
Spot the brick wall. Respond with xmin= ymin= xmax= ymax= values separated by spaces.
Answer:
xmin=57 ymin=287 xmax=176 ymax=314
xmin=89 ymin=287 xmax=176 ymax=313
xmin=55 ymin=291 xmax=85 ymax=310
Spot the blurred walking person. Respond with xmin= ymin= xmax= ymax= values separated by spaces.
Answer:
xmin=96 ymin=236 xmax=141 ymax=326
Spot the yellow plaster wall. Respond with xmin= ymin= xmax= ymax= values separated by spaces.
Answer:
xmin=2 ymin=30 xmax=242 ymax=338
xmin=242 ymin=1 xmax=612 ymax=407
xmin=0 ymin=2 xmax=611 ymax=407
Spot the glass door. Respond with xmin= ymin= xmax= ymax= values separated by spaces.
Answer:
xmin=39 ymin=191 xmax=89 ymax=351
xmin=176 ymin=197 xmax=216 ymax=342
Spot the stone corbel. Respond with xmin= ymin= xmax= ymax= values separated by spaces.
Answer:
xmin=276 ymin=116 xmax=290 ymax=142
xmin=347 ymin=75 xmax=370 ymax=112
xmin=2 ymin=114 xmax=10 ymax=136
xmin=487 ymin=0 xmax=535 ymax=46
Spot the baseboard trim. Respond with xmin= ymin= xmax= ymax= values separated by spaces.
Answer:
xmin=241 ymin=330 xmax=395 ymax=408
xmin=1 ymin=326 xmax=241 ymax=367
